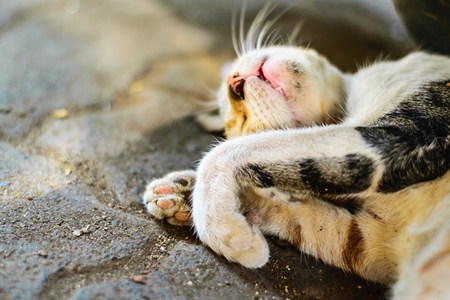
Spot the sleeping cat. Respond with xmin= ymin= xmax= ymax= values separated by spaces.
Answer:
xmin=142 ymin=7 xmax=450 ymax=300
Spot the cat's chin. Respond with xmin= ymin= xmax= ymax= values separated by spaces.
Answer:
xmin=245 ymin=76 xmax=306 ymax=130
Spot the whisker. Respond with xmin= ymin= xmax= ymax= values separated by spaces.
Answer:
xmin=252 ymin=4 xmax=278 ymax=50
xmin=271 ymin=34 xmax=284 ymax=47
xmin=231 ymin=7 xmax=242 ymax=57
xmin=258 ymin=4 xmax=292 ymax=49
xmin=262 ymin=27 xmax=280 ymax=48
xmin=234 ymin=1 xmax=294 ymax=56
xmin=287 ymin=21 xmax=304 ymax=47
xmin=239 ymin=0 xmax=247 ymax=55
xmin=304 ymin=41 xmax=312 ymax=50
xmin=258 ymin=23 xmax=278 ymax=49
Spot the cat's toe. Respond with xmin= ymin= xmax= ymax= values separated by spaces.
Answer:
xmin=142 ymin=170 xmax=196 ymax=226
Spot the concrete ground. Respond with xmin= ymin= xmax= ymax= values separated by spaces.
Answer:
xmin=0 ymin=0 xmax=414 ymax=299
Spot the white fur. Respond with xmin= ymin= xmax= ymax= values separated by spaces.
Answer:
xmin=144 ymin=45 xmax=450 ymax=297
xmin=193 ymin=50 xmax=450 ymax=290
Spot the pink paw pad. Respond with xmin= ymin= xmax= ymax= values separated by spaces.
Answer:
xmin=154 ymin=185 xmax=173 ymax=194
xmin=174 ymin=211 xmax=191 ymax=221
xmin=156 ymin=199 xmax=175 ymax=209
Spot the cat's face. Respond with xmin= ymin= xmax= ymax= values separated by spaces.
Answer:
xmin=217 ymin=46 xmax=346 ymax=138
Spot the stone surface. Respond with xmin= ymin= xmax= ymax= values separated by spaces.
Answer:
xmin=0 ymin=0 xmax=413 ymax=299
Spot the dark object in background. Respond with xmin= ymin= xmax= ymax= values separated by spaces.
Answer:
xmin=393 ymin=0 xmax=450 ymax=54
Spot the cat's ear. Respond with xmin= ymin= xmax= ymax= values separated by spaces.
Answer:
xmin=196 ymin=111 xmax=224 ymax=133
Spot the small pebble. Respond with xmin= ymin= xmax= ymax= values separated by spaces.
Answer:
xmin=186 ymin=281 xmax=193 ymax=286
xmin=73 ymin=230 xmax=82 ymax=237
xmin=81 ymin=225 xmax=91 ymax=233
xmin=51 ymin=108 xmax=69 ymax=119
xmin=17 ymin=111 xmax=27 ymax=118
xmin=0 ymin=105 xmax=11 ymax=113
xmin=26 ymin=196 xmax=33 ymax=201
xmin=37 ymin=250 xmax=48 ymax=257
xmin=129 ymin=275 xmax=144 ymax=284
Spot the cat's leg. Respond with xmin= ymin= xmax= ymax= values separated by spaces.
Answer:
xmin=243 ymin=191 xmax=372 ymax=278
xmin=392 ymin=213 xmax=450 ymax=299
xmin=192 ymin=125 xmax=383 ymax=269
xmin=143 ymin=170 xmax=196 ymax=226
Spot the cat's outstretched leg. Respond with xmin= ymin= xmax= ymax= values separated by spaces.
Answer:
xmin=191 ymin=125 xmax=382 ymax=269
xmin=143 ymin=170 xmax=196 ymax=226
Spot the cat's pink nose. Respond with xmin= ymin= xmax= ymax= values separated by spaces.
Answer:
xmin=228 ymin=75 xmax=245 ymax=100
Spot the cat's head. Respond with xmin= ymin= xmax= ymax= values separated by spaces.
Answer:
xmin=211 ymin=6 xmax=348 ymax=138
xmin=217 ymin=46 xmax=347 ymax=138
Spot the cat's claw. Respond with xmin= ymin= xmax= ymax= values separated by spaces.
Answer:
xmin=143 ymin=170 xmax=196 ymax=226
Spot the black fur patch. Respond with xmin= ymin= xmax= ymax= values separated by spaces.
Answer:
xmin=357 ymin=80 xmax=450 ymax=192
xmin=297 ymin=154 xmax=375 ymax=194
xmin=241 ymin=163 xmax=274 ymax=188
xmin=320 ymin=195 xmax=363 ymax=215
xmin=238 ymin=154 xmax=374 ymax=205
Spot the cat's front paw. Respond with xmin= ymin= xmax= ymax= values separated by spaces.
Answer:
xmin=143 ymin=170 xmax=196 ymax=226
xmin=194 ymin=207 xmax=270 ymax=268
xmin=192 ymin=170 xmax=270 ymax=267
